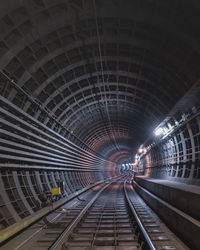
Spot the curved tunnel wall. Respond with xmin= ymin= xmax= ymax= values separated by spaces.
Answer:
xmin=0 ymin=94 xmax=104 ymax=229
xmin=0 ymin=0 xmax=200 ymax=237
xmin=140 ymin=103 xmax=200 ymax=185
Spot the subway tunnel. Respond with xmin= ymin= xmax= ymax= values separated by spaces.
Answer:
xmin=0 ymin=0 xmax=200 ymax=249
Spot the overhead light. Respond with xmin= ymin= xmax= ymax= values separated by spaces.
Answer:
xmin=138 ymin=146 xmax=147 ymax=155
xmin=138 ymin=148 xmax=143 ymax=154
xmin=154 ymin=127 xmax=164 ymax=136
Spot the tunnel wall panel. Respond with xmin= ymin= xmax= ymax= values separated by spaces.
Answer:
xmin=142 ymin=110 xmax=200 ymax=185
xmin=0 ymin=96 xmax=109 ymax=232
xmin=0 ymin=168 xmax=98 ymax=231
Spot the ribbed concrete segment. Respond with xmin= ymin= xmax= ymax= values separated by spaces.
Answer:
xmin=0 ymin=1 xmax=199 ymax=249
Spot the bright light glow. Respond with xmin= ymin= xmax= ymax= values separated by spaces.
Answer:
xmin=164 ymin=127 xmax=169 ymax=134
xmin=138 ymin=148 xmax=143 ymax=154
xmin=154 ymin=127 xmax=164 ymax=136
xmin=138 ymin=147 xmax=147 ymax=154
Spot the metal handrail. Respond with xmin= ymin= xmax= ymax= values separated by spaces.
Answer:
xmin=124 ymin=180 xmax=156 ymax=250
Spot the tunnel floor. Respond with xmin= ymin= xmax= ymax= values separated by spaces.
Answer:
xmin=1 ymin=179 xmax=189 ymax=250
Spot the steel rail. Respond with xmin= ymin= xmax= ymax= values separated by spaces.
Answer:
xmin=49 ymin=180 xmax=115 ymax=250
xmin=0 ymin=179 xmax=110 ymax=245
xmin=124 ymin=180 xmax=156 ymax=250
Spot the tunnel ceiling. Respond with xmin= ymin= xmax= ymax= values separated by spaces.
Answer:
xmin=1 ymin=0 xmax=200 ymax=161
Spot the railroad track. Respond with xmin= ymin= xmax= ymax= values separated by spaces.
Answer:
xmin=48 ymin=179 xmax=188 ymax=250
xmin=2 ymin=178 xmax=189 ymax=250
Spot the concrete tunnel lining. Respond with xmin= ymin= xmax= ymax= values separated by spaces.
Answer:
xmin=0 ymin=0 xmax=200 ymax=248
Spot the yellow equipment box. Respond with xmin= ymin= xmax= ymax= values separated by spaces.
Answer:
xmin=51 ymin=187 xmax=61 ymax=195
